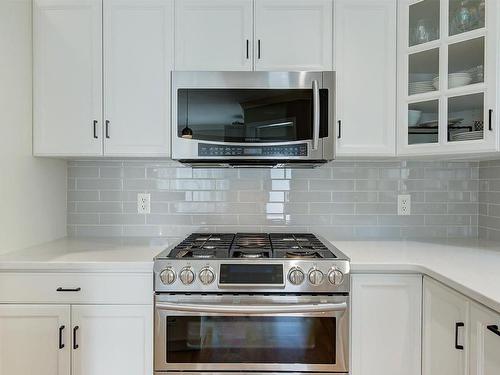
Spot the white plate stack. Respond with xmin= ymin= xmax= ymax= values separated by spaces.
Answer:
xmin=450 ymin=130 xmax=483 ymax=141
xmin=409 ymin=80 xmax=435 ymax=95
xmin=433 ymin=72 xmax=473 ymax=89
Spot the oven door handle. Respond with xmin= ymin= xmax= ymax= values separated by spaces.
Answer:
xmin=312 ymin=79 xmax=320 ymax=151
xmin=156 ymin=301 xmax=347 ymax=314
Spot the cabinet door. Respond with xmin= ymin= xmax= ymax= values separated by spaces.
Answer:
xmin=175 ymin=0 xmax=253 ymax=71
xmin=470 ymin=302 xmax=500 ymax=375
xmin=103 ymin=0 xmax=173 ymax=156
xmin=335 ymin=0 xmax=396 ymax=156
xmin=254 ymin=0 xmax=332 ymax=71
xmin=423 ymin=277 xmax=469 ymax=375
xmin=33 ymin=0 xmax=103 ymax=156
xmin=0 ymin=305 xmax=70 ymax=375
xmin=351 ymin=274 xmax=422 ymax=375
xmin=72 ymin=305 xmax=152 ymax=375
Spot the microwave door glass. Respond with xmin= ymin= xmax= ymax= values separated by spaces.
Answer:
xmin=177 ymin=89 xmax=328 ymax=143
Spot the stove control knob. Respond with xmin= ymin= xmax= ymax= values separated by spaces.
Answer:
xmin=199 ymin=267 xmax=215 ymax=285
xmin=159 ymin=267 xmax=176 ymax=285
xmin=288 ymin=267 xmax=305 ymax=285
xmin=179 ymin=267 xmax=195 ymax=285
xmin=328 ymin=268 xmax=344 ymax=285
xmin=308 ymin=268 xmax=324 ymax=286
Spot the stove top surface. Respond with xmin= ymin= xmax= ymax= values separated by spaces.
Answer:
xmin=157 ymin=233 xmax=347 ymax=260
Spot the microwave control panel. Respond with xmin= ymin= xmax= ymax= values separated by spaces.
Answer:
xmin=198 ymin=143 xmax=308 ymax=157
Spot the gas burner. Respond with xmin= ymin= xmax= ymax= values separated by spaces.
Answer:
xmin=285 ymin=250 xmax=323 ymax=259
xmin=237 ymin=252 xmax=267 ymax=259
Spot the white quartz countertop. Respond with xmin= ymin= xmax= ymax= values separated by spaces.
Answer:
xmin=332 ymin=239 xmax=500 ymax=314
xmin=0 ymin=236 xmax=499 ymax=313
xmin=0 ymin=237 xmax=170 ymax=272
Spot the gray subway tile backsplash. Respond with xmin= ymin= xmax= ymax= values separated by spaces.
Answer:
xmin=67 ymin=159 xmax=482 ymax=240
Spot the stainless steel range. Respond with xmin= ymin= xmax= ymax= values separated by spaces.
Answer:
xmin=153 ymin=233 xmax=350 ymax=375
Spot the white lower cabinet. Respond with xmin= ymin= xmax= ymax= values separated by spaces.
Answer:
xmin=72 ymin=305 xmax=152 ymax=375
xmin=423 ymin=276 xmax=500 ymax=375
xmin=423 ymin=277 xmax=469 ymax=375
xmin=470 ymin=302 xmax=500 ymax=375
xmin=0 ymin=305 xmax=70 ymax=375
xmin=351 ymin=274 xmax=422 ymax=375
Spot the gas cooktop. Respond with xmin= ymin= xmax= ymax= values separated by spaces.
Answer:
xmin=154 ymin=233 xmax=350 ymax=294
xmin=156 ymin=232 xmax=347 ymax=260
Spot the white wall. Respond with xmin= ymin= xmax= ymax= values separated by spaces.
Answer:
xmin=0 ymin=0 xmax=67 ymax=254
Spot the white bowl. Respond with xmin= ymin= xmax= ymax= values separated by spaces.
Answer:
xmin=408 ymin=110 xmax=422 ymax=126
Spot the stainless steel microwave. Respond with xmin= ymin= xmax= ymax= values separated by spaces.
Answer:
xmin=171 ymin=71 xmax=336 ymax=168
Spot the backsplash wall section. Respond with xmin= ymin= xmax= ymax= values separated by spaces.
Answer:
xmin=479 ymin=160 xmax=500 ymax=241
xmin=67 ymin=160 xmax=479 ymax=241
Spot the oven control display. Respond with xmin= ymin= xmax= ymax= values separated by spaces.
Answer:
xmin=219 ymin=264 xmax=284 ymax=285
xmin=198 ymin=143 xmax=307 ymax=157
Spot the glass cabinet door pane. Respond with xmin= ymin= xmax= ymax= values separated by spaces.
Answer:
xmin=409 ymin=48 xmax=439 ymax=95
xmin=447 ymin=93 xmax=484 ymax=142
xmin=409 ymin=0 xmax=440 ymax=46
xmin=449 ymin=0 xmax=485 ymax=36
xmin=448 ymin=37 xmax=484 ymax=88
xmin=408 ymin=100 xmax=439 ymax=145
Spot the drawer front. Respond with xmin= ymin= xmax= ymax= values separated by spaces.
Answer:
xmin=0 ymin=272 xmax=152 ymax=304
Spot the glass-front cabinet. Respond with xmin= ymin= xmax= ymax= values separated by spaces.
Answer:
xmin=398 ymin=0 xmax=498 ymax=155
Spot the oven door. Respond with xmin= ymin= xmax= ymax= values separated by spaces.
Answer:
xmin=154 ymin=294 xmax=348 ymax=373
xmin=171 ymin=71 xmax=335 ymax=162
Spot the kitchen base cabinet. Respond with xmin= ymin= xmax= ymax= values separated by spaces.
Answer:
xmin=423 ymin=277 xmax=469 ymax=375
xmin=470 ymin=302 xmax=500 ymax=375
xmin=0 ymin=305 xmax=70 ymax=375
xmin=351 ymin=274 xmax=422 ymax=375
xmin=71 ymin=305 xmax=152 ymax=375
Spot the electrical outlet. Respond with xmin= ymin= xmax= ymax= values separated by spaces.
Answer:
xmin=398 ymin=194 xmax=411 ymax=216
xmin=137 ymin=193 xmax=151 ymax=214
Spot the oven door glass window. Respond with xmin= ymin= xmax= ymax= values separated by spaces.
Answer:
xmin=177 ymin=89 xmax=329 ymax=143
xmin=166 ymin=316 xmax=336 ymax=364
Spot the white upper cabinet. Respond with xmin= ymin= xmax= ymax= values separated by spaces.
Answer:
xmin=398 ymin=0 xmax=498 ymax=156
xmin=174 ymin=0 xmax=253 ymax=71
xmin=470 ymin=302 xmax=500 ymax=375
xmin=423 ymin=277 xmax=469 ymax=375
xmin=71 ymin=305 xmax=152 ymax=375
xmin=334 ymin=0 xmax=396 ymax=156
xmin=351 ymin=274 xmax=422 ymax=375
xmin=0 ymin=305 xmax=70 ymax=375
xmin=103 ymin=0 xmax=173 ymax=156
xmin=33 ymin=0 xmax=103 ymax=156
xmin=254 ymin=0 xmax=332 ymax=71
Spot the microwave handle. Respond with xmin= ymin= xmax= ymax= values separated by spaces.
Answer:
xmin=312 ymin=79 xmax=320 ymax=150
xmin=156 ymin=301 xmax=347 ymax=314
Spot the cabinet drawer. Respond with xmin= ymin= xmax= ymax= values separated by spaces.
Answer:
xmin=0 ymin=272 xmax=152 ymax=304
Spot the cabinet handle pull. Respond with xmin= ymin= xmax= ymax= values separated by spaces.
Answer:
xmin=246 ymin=39 xmax=249 ymax=59
xmin=489 ymin=109 xmax=493 ymax=131
xmin=257 ymin=39 xmax=261 ymax=59
xmin=73 ymin=326 xmax=79 ymax=349
xmin=487 ymin=325 xmax=500 ymax=337
xmin=56 ymin=287 xmax=81 ymax=292
xmin=93 ymin=120 xmax=98 ymax=139
xmin=59 ymin=325 xmax=65 ymax=349
xmin=105 ymin=120 xmax=110 ymax=139
xmin=455 ymin=322 xmax=464 ymax=350
xmin=337 ymin=120 xmax=342 ymax=139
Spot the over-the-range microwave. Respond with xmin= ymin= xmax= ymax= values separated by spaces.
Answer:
xmin=171 ymin=71 xmax=336 ymax=168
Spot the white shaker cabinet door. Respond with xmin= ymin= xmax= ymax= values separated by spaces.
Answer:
xmin=33 ymin=0 xmax=103 ymax=156
xmin=174 ymin=0 xmax=253 ymax=71
xmin=470 ymin=302 xmax=500 ymax=375
xmin=71 ymin=305 xmax=152 ymax=375
xmin=334 ymin=0 xmax=396 ymax=156
xmin=0 ymin=305 xmax=70 ymax=375
xmin=254 ymin=0 xmax=333 ymax=71
xmin=351 ymin=274 xmax=422 ymax=375
xmin=103 ymin=0 xmax=173 ymax=156
xmin=423 ymin=277 xmax=469 ymax=375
